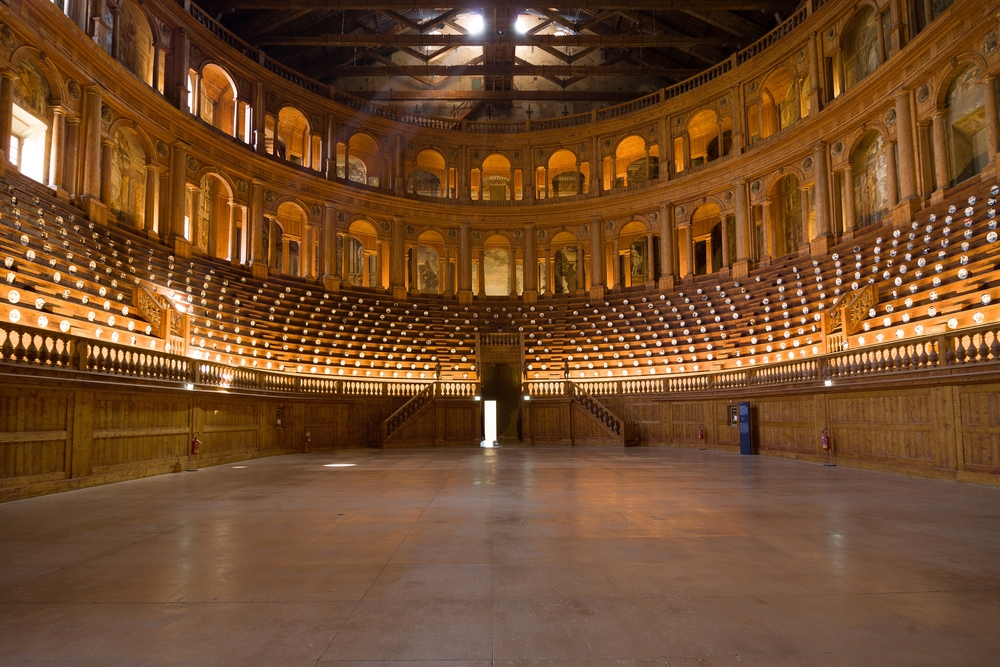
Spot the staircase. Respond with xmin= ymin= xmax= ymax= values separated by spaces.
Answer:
xmin=381 ymin=383 xmax=435 ymax=444
xmin=571 ymin=383 xmax=639 ymax=446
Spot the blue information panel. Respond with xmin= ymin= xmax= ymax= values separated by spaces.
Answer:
xmin=739 ymin=401 xmax=753 ymax=455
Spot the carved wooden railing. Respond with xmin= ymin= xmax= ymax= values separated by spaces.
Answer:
xmin=381 ymin=383 xmax=436 ymax=443
xmin=571 ymin=383 xmax=623 ymax=439
xmin=480 ymin=332 xmax=521 ymax=347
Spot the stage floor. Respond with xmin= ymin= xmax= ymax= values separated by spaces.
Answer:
xmin=1 ymin=447 xmax=998 ymax=666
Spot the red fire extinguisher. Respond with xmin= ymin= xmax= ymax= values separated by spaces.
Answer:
xmin=821 ymin=428 xmax=830 ymax=450
xmin=305 ymin=429 xmax=312 ymax=449
xmin=191 ymin=433 xmax=201 ymax=456
xmin=698 ymin=427 xmax=704 ymax=440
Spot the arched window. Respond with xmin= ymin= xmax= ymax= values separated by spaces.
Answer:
xmin=194 ymin=65 xmax=238 ymax=139
xmin=750 ymin=68 xmax=799 ymax=143
xmin=947 ymin=64 xmax=988 ymax=186
xmin=412 ymin=230 xmax=445 ymax=294
xmin=117 ymin=1 xmax=154 ymax=86
xmin=687 ymin=109 xmax=731 ymax=167
xmin=618 ymin=221 xmax=655 ymax=287
xmin=195 ymin=174 xmax=233 ymax=258
xmin=9 ymin=58 xmax=51 ymax=184
xmin=610 ymin=135 xmax=654 ymax=187
xmin=691 ymin=204 xmax=723 ymax=275
xmin=851 ymin=131 xmax=890 ymax=227
xmin=550 ymin=231 xmax=580 ymax=294
xmin=841 ymin=8 xmax=882 ymax=93
xmin=769 ymin=175 xmax=804 ymax=256
xmin=343 ymin=220 xmax=381 ymax=288
xmin=408 ymin=149 xmax=449 ymax=197
xmin=276 ymin=107 xmax=319 ymax=169
xmin=473 ymin=154 xmax=516 ymax=201
xmin=275 ymin=202 xmax=308 ymax=276
xmin=340 ymin=133 xmax=380 ymax=186
xmin=542 ymin=149 xmax=586 ymax=198
xmin=110 ymin=128 xmax=147 ymax=230
xmin=483 ymin=235 xmax=513 ymax=295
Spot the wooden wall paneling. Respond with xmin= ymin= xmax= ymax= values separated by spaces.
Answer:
xmin=0 ymin=389 xmax=69 ymax=485
xmin=70 ymin=389 xmax=93 ymax=480
xmin=755 ymin=396 xmax=818 ymax=457
xmin=570 ymin=402 xmax=620 ymax=446
xmin=956 ymin=384 xmax=1000 ymax=476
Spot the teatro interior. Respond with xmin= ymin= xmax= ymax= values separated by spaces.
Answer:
xmin=0 ymin=0 xmax=999 ymax=664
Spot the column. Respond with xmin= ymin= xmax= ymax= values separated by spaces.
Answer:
xmin=82 ymin=86 xmax=103 ymax=199
xmin=843 ymin=165 xmax=856 ymax=233
xmin=523 ymin=223 xmax=537 ymax=294
xmin=886 ymin=142 xmax=899 ymax=207
xmin=143 ymin=162 xmax=158 ymax=232
xmin=658 ymin=118 xmax=670 ymax=178
xmin=99 ymin=138 xmax=114 ymax=207
xmin=807 ymin=32 xmax=822 ymax=114
xmin=982 ymin=75 xmax=999 ymax=165
xmin=458 ymin=223 xmax=472 ymax=296
xmin=321 ymin=203 xmax=339 ymax=282
xmin=253 ymin=82 xmax=266 ymax=155
xmin=612 ymin=239 xmax=621 ymax=287
xmin=931 ymin=110 xmax=950 ymax=192
xmin=591 ymin=136 xmax=601 ymax=193
xmin=524 ymin=147 xmax=535 ymax=202
xmin=248 ymin=179 xmax=266 ymax=271
xmin=228 ymin=204 xmax=240 ymax=260
xmin=812 ymin=142 xmax=831 ymax=240
xmin=720 ymin=221 xmax=730 ymax=268
xmin=734 ymin=181 xmax=749 ymax=262
xmin=390 ymin=216 xmax=405 ymax=296
xmin=509 ymin=248 xmax=518 ymax=296
xmin=799 ymin=187 xmax=811 ymax=245
xmin=645 ymin=233 xmax=655 ymax=283
xmin=0 ymin=69 xmax=14 ymax=168
xmin=590 ymin=216 xmax=604 ymax=291
xmin=477 ymin=248 xmax=486 ymax=296
xmin=394 ymin=135 xmax=404 ymax=194
xmin=89 ymin=0 xmax=109 ymax=46
xmin=48 ymin=107 xmax=66 ymax=190
xmin=109 ymin=4 xmax=122 ymax=60
xmin=895 ymin=90 xmax=918 ymax=201
xmin=659 ymin=204 xmax=676 ymax=285
xmin=63 ymin=118 xmax=81 ymax=197
xmin=168 ymin=143 xmax=187 ymax=241
xmin=174 ymin=28 xmax=190 ymax=113
xmin=681 ymin=225 xmax=693 ymax=278
xmin=187 ymin=183 xmax=200 ymax=247
xmin=281 ymin=237 xmax=291 ymax=274
xmin=546 ymin=246 xmax=555 ymax=294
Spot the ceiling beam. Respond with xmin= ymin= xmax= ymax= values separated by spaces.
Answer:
xmin=324 ymin=64 xmax=700 ymax=77
xmin=224 ymin=1 xmax=781 ymax=9
xmin=351 ymin=89 xmax=639 ymax=101
xmin=257 ymin=33 xmax=746 ymax=48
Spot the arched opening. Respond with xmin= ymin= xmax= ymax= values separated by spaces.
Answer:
xmin=750 ymin=68 xmax=799 ymax=143
xmin=9 ymin=58 xmax=51 ymax=184
xmin=408 ymin=149 xmax=449 ymax=197
xmin=542 ymin=149 xmax=586 ymax=198
xmin=412 ymin=230 xmax=445 ymax=294
xmin=275 ymin=107 xmax=319 ymax=170
xmin=109 ymin=128 xmax=147 ymax=229
xmin=691 ymin=204 xmax=723 ymax=275
xmin=483 ymin=235 xmax=513 ymax=295
xmin=473 ymin=153 xmax=516 ymax=201
xmin=618 ymin=221 xmax=655 ymax=287
xmin=769 ymin=175 xmax=804 ymax=256
xmin=851 ymin=131 xmax=890 ymax=227
xmin=687 ymin=108 xmax=732 ymax=167
xmin=195 ymin=174 xmax=233 ymax=258
xmin=611 ymin=135 xmax=655 ymax=187
xmin=946 ymin=64 xmax=988 ymax=186
xmin=195 ymin=64 xmax=238 ymax=138
xmin=117 ymin=1 xmax=154 ymax=86
xmin=342 ymin=133 xmax=381 ymax=186
xmin=274 ymin=202 xmax=308 ymax=276
xmin=343 ymin=219 xmax=381 ymax=288
xmin=550 ymin=231 xmax=580 ymax=294
xmin=841 ymin=7 xmax=881 ymax=94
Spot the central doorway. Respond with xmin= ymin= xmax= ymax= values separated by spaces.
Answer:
xmin=481 ymin=363 xmax=521 ymax=444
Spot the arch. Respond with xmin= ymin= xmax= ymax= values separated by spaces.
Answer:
xmin=8 ymin=55 xmax=53 ymax=184
xmin=841 ymin=6 xmax=881 ymax=93
xmin=546 ymin=148 xmax=583 ymax=197
xmin=413 ymin=229 xmax=446 ymax=294
xmin=483 ymin=233 xmax=512 ymax=296
xmin=850 ymin=130 xmax=890 ymax=227
xmin=345 ymin=132 xmax=381 ymax=186
xmin=619 ymin=220 xmax=653 ymax=286
xmin=687 ymin=109 xmax=727 ymax=166
xmin=613 ymin=134 xmax=652 ymax=186
xmin=409 ymin=148 xmax=447 ymax=197
xmin=767 ymin=174 xmax=804 ymax=256
xmin=196 ymin=172 xmax=235 ymax=259
xmin=691 ymin=203 xmax=724 ymax=275
xmin=753 ymin=67 xmax=799 ymax=142
xmin=276 ymin=106 xmax=315 ymax=168
xmin=343 ymin=218 xmax=381 ymax=288
xmin=274 ymin=201 xmax=308 ymax=276
xmin=945 ymin=63 xmax=988 ymax=185
xmin=197 ymin=63 xmax=238 ymax=138
xmin=117 ymin=0 xmax=155 ymax=85
xmin=477 ymin=153 xmax=514 ymax=201
xmin=109 ymin=126 xmax=148 ymax=230
xmin=9 ymin=46 xmax=65 ymax=105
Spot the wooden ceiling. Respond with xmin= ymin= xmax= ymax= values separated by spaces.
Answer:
xmin=202 ymin=1 xmax=804 ymax=116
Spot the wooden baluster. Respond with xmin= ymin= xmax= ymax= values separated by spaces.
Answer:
xmin=978 ymin=336 xmax=989 ymax=362
xmin=0 ymin=331 xmax=12 ymax=360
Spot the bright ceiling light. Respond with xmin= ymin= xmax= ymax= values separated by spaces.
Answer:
xmin=323 ymin=463 xmax=356 ymax=467
xmin=467 ymin=14 xmax=484 ymax=34
xmin=515 ymin=17 xmax=528 ymax=34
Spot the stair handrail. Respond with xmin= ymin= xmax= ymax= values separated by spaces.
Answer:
xmin=381 ymin=382 xmax=436 ymax=442
xmin=570 ymin=382 xmax=623 ymax=439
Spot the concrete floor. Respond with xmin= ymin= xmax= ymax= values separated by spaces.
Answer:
xmin=0 ymin=447 xmax=998 ymax=667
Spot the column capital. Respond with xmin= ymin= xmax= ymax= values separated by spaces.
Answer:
xmin=0 ymin=68 xmax=17 ymax=81
xmin=251 ymin=177 xmax=266 ymax=186
xmin=392 ymin=215 xmax=405 ymax=224
xmin=324 ymin=202 xmax=337 ymax=211
xmin=811 ymin=140 xmax=827 ymax=152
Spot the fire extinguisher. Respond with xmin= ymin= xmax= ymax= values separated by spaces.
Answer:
xmin=698 ymin=427 xmax=704 ymax=440
xmin=821 ymin=428 xmax=830 ymax=450
xmin=191 ymin=433 xmax=201 ymax=456
xmin=305 ymin=429 xmax=312 ymax=449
